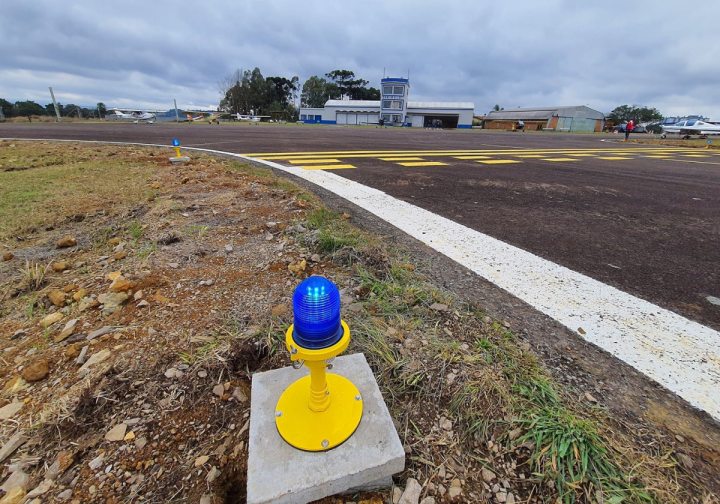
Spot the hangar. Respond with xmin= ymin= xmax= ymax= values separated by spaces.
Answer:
xmin=483 ymin=106 xmax=605 ymax=132
xmin=299 ymin=77 xmax=475 ymax=129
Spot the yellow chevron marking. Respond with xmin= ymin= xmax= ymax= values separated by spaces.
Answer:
xmin=398 ymin=161 xmax=448 ymax=167
xmin=477 ymin=159 xmax=521 ymax=165
xmin=288 ymin=159 xmax=342 ymax=164
xmin=379 ymin=157 xmax=426 ymax=161
xmin=542 ymin=158 xmax=578 ymax=162
xmin=300 ymin=164 xmax=355 ymax=170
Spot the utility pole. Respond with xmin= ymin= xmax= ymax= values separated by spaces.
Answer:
xmin=48 ymin=87 xmax=61 ymax=122
xmin=174 ymin=99 xmax=179 ymax=123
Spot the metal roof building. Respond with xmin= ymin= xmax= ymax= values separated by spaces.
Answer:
xmin=299 ymin=78 xmax=475 ymax=129
xmin=484 ymin=106 xmax=605 ymax=132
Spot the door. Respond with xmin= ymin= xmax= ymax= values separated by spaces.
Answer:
xmin=336 ymin=112 xmax=347 ymax=125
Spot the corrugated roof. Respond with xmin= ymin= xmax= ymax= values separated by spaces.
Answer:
xmin=408 ymin=101 xmax=474 ymax=110
xmin=325 ymin=100 xmax=380 ymax=108
xmin=486 ymin=106 xmax=604 ymax=121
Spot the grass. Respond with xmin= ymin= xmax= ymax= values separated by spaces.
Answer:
xmin=0 ymin=142 xmax=157 ymax=243
xmin=18 ymin=260 xmax=51 ymax=291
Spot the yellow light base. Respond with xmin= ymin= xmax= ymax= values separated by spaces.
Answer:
xmin=276 ymin=373 xmax=363 ymax=451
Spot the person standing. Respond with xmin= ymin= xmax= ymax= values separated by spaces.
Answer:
xmin=625 ymin=119 xmax=635 ymax=141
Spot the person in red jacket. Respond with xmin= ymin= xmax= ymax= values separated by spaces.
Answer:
xmin=625 ymin=119 xmax=635 ymax=141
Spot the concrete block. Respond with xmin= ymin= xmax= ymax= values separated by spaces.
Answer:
xmin=247 ymin=353 xmax=405 ymax=504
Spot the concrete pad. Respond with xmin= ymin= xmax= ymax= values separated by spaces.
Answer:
xmin=247 ymin=353 xmax=404 ymax=504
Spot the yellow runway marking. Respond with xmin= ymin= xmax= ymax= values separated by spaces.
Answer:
xmin=514 ymin=154 xmax=547 ymax=158
xmin=454 ymin=155 xmax=493 ymax=160
xmin=288 ymin=159 xmax=342 ymax=164
xmin=477 ymin=159 xmax=521 ymax=165
xmin=398 ymin=161 xmax=448 ymax=167
xmin=299 ymin=164 xmax=355 ymax=170
xmin=566 ymin=154 xmax=597 ymax=157
xmin=684 ymin=154 xmax=711 ymax=158
xmin=379 ymin=157 xmax=426 ymax=161
xmin=644 ymin=155 xmax=671 ymax=159
xmin=542 ymin=158 xmax=578 ymax=162
xmin=597 ymin=157 xmax=632 ymax=160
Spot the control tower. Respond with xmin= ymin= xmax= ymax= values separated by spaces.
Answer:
xmin=380 ymin=77 xmax=409 ymax=126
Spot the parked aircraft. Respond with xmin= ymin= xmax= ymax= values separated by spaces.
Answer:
xmin=106 ymin=109 xmax=156 ymax=123
xmin=661 ymin=118 xmax=720 ymax=139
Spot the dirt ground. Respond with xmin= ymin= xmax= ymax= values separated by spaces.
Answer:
xmin=0 ymin=142 xmax=718 ymax=503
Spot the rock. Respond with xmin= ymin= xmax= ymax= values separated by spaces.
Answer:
xmin=109 ymin=275 xmax=134 ymax=292
xmin=2 ymin=376 xmax=27 ymax=396
xmin=47 ymin=290 xmax=67 ymax=307
xmin=419 ymin=499 xmax=436 ymax=504
xmin=392 ymin=486 xmax=403 ymax=504
xmin=705 ymin=296 xmax=720 ymax=306
xmin=675 ymin=434 xmax=685 ymax=443
xmin=584 ymin=392 xmax=598 ymax=403
xmin=39 ymin=312 xmax=63 ymax=328
xmin=134 ymin=290 xmax=144 ymax=300
xmin=78 ymin=349 xmax=111 ymax=374
xmin=87 ymin=326 xmax=115 ymax=341
xmin=0 ymin=433 xmax=27 ymax=463
xmin=271 ymin=304 xmax=288 ymax=317
xmin=1 ymin=470 xmax=29 ymax=493
xmin=124 ymin=431 xmax=135 ymax=441
xmin=288 ymin=259 xmax=307 ymax=274
xmin=168 ymin=262 xmax=180 ymax=269
xmin=88 ymin=454 xmax=104 ymax=470
xmin=56 ymin=236 xmax=77 ymax=248
xmin=206 ymin=466 xmax=221 ymax=483
xmin=310 ymin=254 xmax=321 ymax=263
xmin=398 ymin=478 xmax=422 ymax=504
xmin=21 ymin=359 xmax=49 ymax=382
xmin=10 ymin=330 xmax=26 ymax=340
xmin=677 ymin=452 xmax=694 ymax=470
xmin=347 ymin=302 xmax=364 ymax=313
xmin=77 ymin=297 xmax=99 ymax=312
xmin=197 ymin=370 xmax=208 ymax=378
xmin=113 ymin=251 xmax=127 ymax=261
xmin=25 ymin=479 xmax=53 ymax=498
xmin=57 ymin=489 xmax=73 ymax=501
xmin=165 ymin=368 xmax=183 ymax=379
xmin=481 ymin=467 xmax=496 ymax=483
xmin=224 ymin=244 xmax=233 ymax=253
xmin=108 ymin=237 xmax=122 ymax=246
xmin=0 ymin=402 xmax=24 ymax=420
xmin=439 ymin=416 xmax=453 ymax=431
xmin=137 ymin=300 xmax=149 ymax=308
xmin=2 ymin=252 xmax=13 ymax=262
xmin=495 ymin=491 xmax=507 ymax=503
xmin=232 ymin=387 xmax=248 ymax=403
xmin=194 ymin=455 xmax=209 ymax=467
xmin=506 ymin=493 xmax=516 ymax=504
xmin=200 ymin=494 xmax=213 ymax=504
xmin=62 ymin=283 xmax=78 ymax=293
xmin=429 ymin=303 xmax=448 ymax=312
xmin=0 ymin=486 xmax=26 ymax=504
xmin=75 ymin=345 xmax=89 ymax=365
xmin=54 ymin=319 xmax=78 ymax=343
xmin=98 ymin=292 xmax=129 ymax=314
xmin=577 ymin=327 xmax=586 ymax=335
xmin=446 ymin=372 xmax=457 ymax=385
xmin=448 ymin=479 xmax=462 ymax=499
xmin=105 ymin=423 xmax=128 ymax=442
xmin=212 ymin=384 xmax=225 ymax=398
xmin=51 ymin=261 xmax=69 ymax=272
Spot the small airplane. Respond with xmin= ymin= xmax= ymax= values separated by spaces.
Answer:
xmin=106 ymin=109 xmax=156 ymax=123
xmin=184 ymin=111 xmax=271 ymax=124
xmin=661 ymin=118 xmax=720 ymax=139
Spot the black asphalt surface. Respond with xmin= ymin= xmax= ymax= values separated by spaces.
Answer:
xmin=2 ymin=122 xmax=719 ymax=330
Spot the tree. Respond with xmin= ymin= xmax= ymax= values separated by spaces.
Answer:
xmin=63 ymin=104 xmax=83 ymax=118
xmin=0 ymin=98 xmax=13 ymax=118
xmin=325 ymin=70 xmax=370 ymax=99
xmin=608 ymin=105 xmax=662 ymax=123
xmin=13 ymin=100 xmax=45 ymax=117
xmin=97 ymin=102 xmax=107 ymax=118
xmin=492 ymin=104 xmax=503 ymax=112
xmin=219 ymin=68 xmax=299 ymax=119
xmin=301 ymin=76 xmax=333 ymax=108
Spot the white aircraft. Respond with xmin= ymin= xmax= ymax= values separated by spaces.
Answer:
xmin=106 ymin=109 xmax=156 ymax=123
xmin=661 ymin=118 xmax=720 ymax=139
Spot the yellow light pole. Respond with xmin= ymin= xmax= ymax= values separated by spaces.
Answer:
xmin=275 ymin=277 xmax=363 ymax=451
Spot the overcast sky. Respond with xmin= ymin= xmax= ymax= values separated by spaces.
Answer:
xmin=2 ymin=1 xmax=719 ymax=117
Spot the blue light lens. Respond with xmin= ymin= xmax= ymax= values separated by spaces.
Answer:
xmin=172 ymin=138 xmax=180 ymax=147
xmin=292 ymin=276 xmax=342 ymax=349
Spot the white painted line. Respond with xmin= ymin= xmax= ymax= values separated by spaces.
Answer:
xmin=6 ymin=138 xmax=720 ymax=421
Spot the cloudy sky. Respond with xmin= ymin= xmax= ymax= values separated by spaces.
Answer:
xmin=2 ymin=1 xmax=719 ymax=117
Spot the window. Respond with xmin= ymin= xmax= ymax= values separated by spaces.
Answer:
xmin=382 ymin=85 xmax=393 ymax=95
xmin=392 ymin=115 xmax=401 ymax=123
xmin=382 ymin=114 xmax=391 ymax=121
xmin=382 ymin=100 xmax=403 ymax=110
xmin=300 ymin=114 xmax=307 ymax=120
xmin=393 ymin=86 xmax=404 ymax=95
xmin=686 ymin=120 xmax=696 ymax=126
xmin=315 ymin=115 xmax=322 ymax=121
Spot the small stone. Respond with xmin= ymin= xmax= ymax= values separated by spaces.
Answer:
xmin=495 ymin=491 xmax=507 ymax=503
xmin=109 ymin=275 xmax=134 ymax=292
xmin=288 ymin=259 xmax=307 ymax=274
xmin=56 ymin=236 xmax=77 ymax=248
xmin=98 ymin=292 xmax=129 ymax=314
xmin=78 ymin=348 xmax=111 ymax=374
xmin=47 ymin=290 xmax=67 ymax=307
xmin=439 ymin=416 xmax=453 ymax=431
xmin=310 ymin=254 xmax=321 ymax=263
xmin=448 ymin=479 xmax=462 ymax=499
xmin=124 ymin=431 xmax=136 ymax=441
xmin=705 ymin=295 xmax=720 ymax=306
xmin=481 ymin=467 xmax=496 ymax=483
xmin=197 ymin=370 xmax=208 ymax=378
xmin=446 ymin=372 xmax=457 ymax=385
xmin=133 ymin=290 xmax=144 ymax=300
xmin=25 ymin=479 xmax=53 ymax=498
xmin=137 ymin=300 xmax=149 ymax=308
xmin=108 ymin=237 xmax=122 ymax=246
xmin=1 ymin=470 xmax=29 ymax=493
xmin=87 ymin=326 xmax=114 ymax=341
xmin=168 ymin=262 xmax=180 ymax=269
xmin=271 ymin=304 xmax=288 ymax=317
xmin=506 ymin=493 xmax=516 ymax=504
xmin=677 ymin=453 xmax=694 ymax=469
xmin=419 ymin=499 xmax=436 ymax=504
xmin=10 ymin=330 xmax=26 ymax=340
xmin=134 ymin=437 xmax=148 ymax=449
xmin=21 ymin=359 xmax=49 ymax=382
xmin=164 ymin=368 xmax=182 ymax=379
xmin=398 ymin=478 xmax=422 ymax=504
xmin=55 ymin=319 xmax=78 ymax=343
xmin=88 ymin=455 xmax=104 ymax=470
xmin=77 ymin=297 xmax=99 ymax=312
xmin=675 ymin=434 xmax=685 ymax=443
xmin=206 ymin=466 xmax=221 ymax=483
xmin=584 ymin=392 xmax=598 ymax=403
xmin=57 ymin=489 xmax=73 ymax=501
xmin=392 ymin=486 xmax=403 ymax=504
xmin=577 ymin=327 xmax=586 ymax=335
xmin=2 ymin=252 xmax=13 ymax=262
xmin=0 ymin=434 xmax=26 ymax=464
xmin=232 ymin=387 xmax=248 ymax=403
xmin=429 ymin=303 xmax=448 ymax=312
xmin=113 ymin=251 xmax=127 ymax=261
xmin=51 ymin=261 xmax=69 ymax=272
xmin=212 ymin=384 xmax=225 ymax=398
xmin=0 ymin=402 xmax=24 ymax=420
xmin=200 ymin=494 xmax=213 ymax=504
xmin=75 ymin=345 xmax=89 ymax=365
xmin=194 ymin=455 xmax=209 ymax=467
xmin=105 ymin=423 xmax=128 ymax=442
xmin=224 ymin=244 xmax=233 ymax=253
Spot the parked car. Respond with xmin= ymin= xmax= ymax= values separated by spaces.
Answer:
xmin=613 ymin=123 xmax=646 ymax=134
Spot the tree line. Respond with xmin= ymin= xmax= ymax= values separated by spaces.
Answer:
xmin=0 ymin=98 xmax=107 ymax=119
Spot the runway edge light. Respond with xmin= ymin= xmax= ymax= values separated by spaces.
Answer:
xmin=275 ymin=275 xmax=363 ymax=451
xmin=169 ymin=137 xmax=190 ymax=164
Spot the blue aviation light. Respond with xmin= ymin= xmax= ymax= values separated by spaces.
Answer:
xmin=292 ymin=276 xmax=342 ymax=349
xmin=172 ymin=138 xmax=181 ymax=147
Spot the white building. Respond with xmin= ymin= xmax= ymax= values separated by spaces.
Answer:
xmin=300 ymin=77 xmax=474 ymax=129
